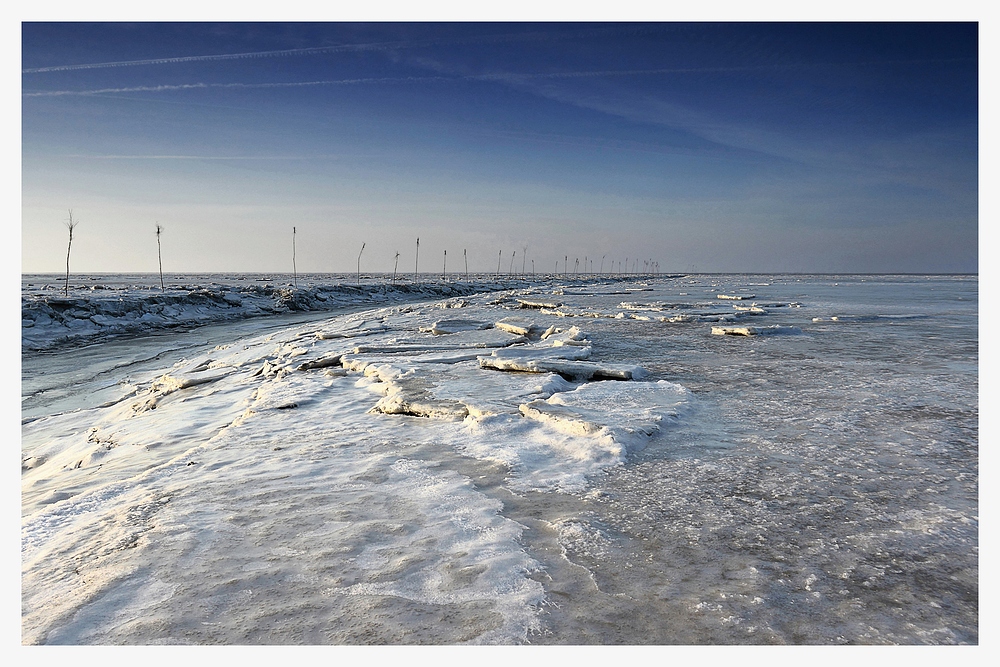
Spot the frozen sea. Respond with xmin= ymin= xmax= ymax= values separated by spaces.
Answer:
xmin=20 ymin=273 xmax=978 ymax=645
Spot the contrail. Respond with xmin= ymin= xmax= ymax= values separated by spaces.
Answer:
xmin=22 ymin=76 xmax=453 ymax=97
xmin=475 ymin=57 xmax=978 ymax=82
xmin=22 ymin=25 xmax=663 ymax=75
xmin=24 ymin=83 xmax=212 ymax=97
xmin=22 ymin=41 xmax=434 ymax=74
xmin=59 ymin=154 xmax=349 ymax=160
xmin=24 ymin=57 xmax=974 ymax=99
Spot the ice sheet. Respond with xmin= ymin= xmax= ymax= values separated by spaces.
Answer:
xmin=22 ymin=273 xmax=979 ymax=645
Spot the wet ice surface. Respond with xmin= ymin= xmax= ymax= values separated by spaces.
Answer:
xmin=21 ymin=274 xmax=978 ymax=644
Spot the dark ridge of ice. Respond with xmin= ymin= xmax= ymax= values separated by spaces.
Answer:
xmin=297 ymin=354 xmax=345 ymax=371
xmin=21 ymin=281 xmax=491 ymax=352
xmin=478 ymin=356 xmax=646 ymax=381
xmin=22 ymin=274 xmax=666 ymax=352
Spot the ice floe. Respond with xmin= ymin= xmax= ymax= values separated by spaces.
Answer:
xmin=519 ymin=380 xmax=690 ymax=450
xmin=360 ymin=365 xmax=472 ymax=420
xmin=711 ymin=325 xmax=803 ymax=336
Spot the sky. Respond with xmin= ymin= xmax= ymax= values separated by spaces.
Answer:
xmin=20 ymin=20 xmax=979 ymax=274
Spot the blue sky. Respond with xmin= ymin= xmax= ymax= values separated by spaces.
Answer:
xmin=21 ymin=21 xmax=979 ymax=274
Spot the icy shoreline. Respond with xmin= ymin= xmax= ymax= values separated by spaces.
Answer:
xmin=21 ymin=275 xmax=617 ymax=352
xmin=21 ymin=286 xmax=690 ymax=643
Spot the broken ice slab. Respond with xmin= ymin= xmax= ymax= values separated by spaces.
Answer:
xmin=478 ymin=355 xmax=645 ymax=381
xmin=716 ymin=294 xmax=756 ymax=300
xmin=539 ymin=325 xmax=590 ymax=345
xmin=151 ymin=370 xmax=229 ymax=391
xmin=494 ymin=317 xmax=538 ymax=336
xmin=314 ymin=322 xmax=389 ymax=339
xmin=519 ymin=379 xmax=689 ymax=445
xmin=516 ymin=298 xmax=562 ymax=309
xmin=487 ymin=344 xmax=592 ymax=362
xmin=361 ymin=364 xmax=470 ymax=420
xmin=371 ymin=392 xmax=469 ymax=420
xmin=297 ymin=354 xmax=345 ymax=371
xmin=404 ymin=350 xmax=494 ymax=364
xmin=712 ymin=325 xmax=803 ymax=336
xmin=356 ymin=328 xmax=527 ymax=354
xmin=712 ymin=326 xmax=757 ymax=336
xmin=418 ymin=319 xmax=493 ymax=335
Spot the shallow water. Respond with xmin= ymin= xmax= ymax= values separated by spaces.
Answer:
xmin=21 ymin=274 xmax=978 ymax=644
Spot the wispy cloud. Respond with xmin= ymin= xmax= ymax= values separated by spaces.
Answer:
xmin=473 ymin=63 xmax=978 ymax=203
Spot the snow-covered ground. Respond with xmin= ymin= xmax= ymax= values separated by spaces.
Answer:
xmin=21 ymin=274 xmax=979 ymax=644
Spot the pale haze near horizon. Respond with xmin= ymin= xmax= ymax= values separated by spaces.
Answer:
xmin=21 ymin=22 xmax=979 ymax=275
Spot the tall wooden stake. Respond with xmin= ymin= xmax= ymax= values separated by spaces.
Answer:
xmin=156 ymin=223 xmax=164 ymax=291
xmin=357 ymin=242 xmax=365 ymax=285
xmin=64 ymin=210 xmax=77 ymax=296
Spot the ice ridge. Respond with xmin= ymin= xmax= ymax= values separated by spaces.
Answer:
xmin=22 ymin=282 xmax=490 ymax=351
